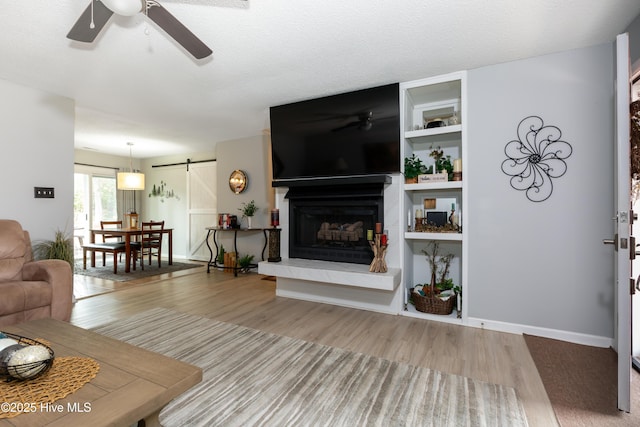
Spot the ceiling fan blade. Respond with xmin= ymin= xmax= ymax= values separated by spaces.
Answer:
xmin=67 ymin=0 xmax=114 ymax=43
xmin=146 ymin=3 xmax=212 ymax=59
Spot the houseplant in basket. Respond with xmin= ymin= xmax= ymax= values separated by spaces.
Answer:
xmin=410 ymin=242 xmax=456 ymax=315
xmin=404 ymin=154 xmax=426 ymax=183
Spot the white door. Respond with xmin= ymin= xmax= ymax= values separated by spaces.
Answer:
xmin=187 ymin=162 xmax=217 ymax=260
xmin=610 ymin=32 xmax=632 ymax=413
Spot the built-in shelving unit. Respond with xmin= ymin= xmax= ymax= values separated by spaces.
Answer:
xmin=400 ymin=72 xmax=467 ymax=324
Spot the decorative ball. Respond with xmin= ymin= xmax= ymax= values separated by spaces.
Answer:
xmin=0 ymin=338 xmax=19 ymax=352
xmin=0 ymin=344 xmax=25 ymax=377
xmin=7 ymin=345 xmax=52 ymax=380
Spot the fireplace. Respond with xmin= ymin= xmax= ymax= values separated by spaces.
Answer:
xmin=284 ymin=177 xmax=388 ymax=265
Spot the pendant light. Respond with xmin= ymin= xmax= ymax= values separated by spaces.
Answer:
xmin=117 ymin=142 xmax=145 ymax=191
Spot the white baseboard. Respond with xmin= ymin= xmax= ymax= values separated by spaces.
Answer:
xmin=466 ymin=317 xmax=613 ymax=348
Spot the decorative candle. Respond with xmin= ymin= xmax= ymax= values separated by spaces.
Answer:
xmin=375 ymin=222 xmax=382 ymax=234
xmin=270 ymin=209 xmax=280 ymax=227
xmin=453 ymin=158 xmax=462 ymax=173
xmin=416 ymin=208 xmax=423 ymax=218
xmin=381 ymin=234 xmax=387 ymax=245
xmin=367 ymin=229 xmax=373 ymax=241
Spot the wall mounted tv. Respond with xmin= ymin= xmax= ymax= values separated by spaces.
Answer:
xmin=269 ymin=83 xmax=400 ymax=182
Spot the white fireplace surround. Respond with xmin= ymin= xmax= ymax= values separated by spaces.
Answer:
xmin=258 ymin=174 xmax=403 ymax=314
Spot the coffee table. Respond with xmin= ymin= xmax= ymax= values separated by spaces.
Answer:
xmin=0 ymin=318 xmax=202 ymax=427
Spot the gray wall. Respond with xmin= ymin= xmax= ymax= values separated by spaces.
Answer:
xmin=215 ymin=135 xmax=271 ymax=261
xmin=467 ymin=43 xmax=615 ymax=340
xmin=0 ymin=79 xmax=75 ymax=241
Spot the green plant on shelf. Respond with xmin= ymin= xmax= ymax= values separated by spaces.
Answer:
xmin=239 ymin=200 xmax=258 ymax=217
xmin=429 ymin=145 xmax=453 ymax=179
xmin=404 ymin=154 xmax=427 ymax=180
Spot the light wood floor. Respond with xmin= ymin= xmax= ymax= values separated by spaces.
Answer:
xmin=71 ymin=267 xmax=558 ymax=427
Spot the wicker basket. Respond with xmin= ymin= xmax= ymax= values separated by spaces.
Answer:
xmin=410 ymin=288 xmax=455 ymax=315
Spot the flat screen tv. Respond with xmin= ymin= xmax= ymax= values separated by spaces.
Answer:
xmin=270 ymin=83 xmax=400 ymax=182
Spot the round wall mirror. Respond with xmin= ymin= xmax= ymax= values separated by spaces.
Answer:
xmin=229 ymin=169 xmax=248 ymax=194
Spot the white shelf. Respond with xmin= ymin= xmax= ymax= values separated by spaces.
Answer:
xmin=405 ymin=232 xmax=462 ymax=241
xmin=401 ymin=72 xmax=467 ymax=325
xmin=405 ymin=124 xmax=462 ymax=139
xmin=405 ymin=181 xmax=462 ymax=191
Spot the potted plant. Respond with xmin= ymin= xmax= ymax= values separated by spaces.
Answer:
xmin=33 ymin=228 xmax=74 ymax=270
xmin=238 ymin=200 xmax=258 ymax=229
xmin=429 ymin=146 xmax=454 ymax=180
xmin=238 ymin=254 xmax=255 ymax=273
xmin=409 ymin=241 xmax=456 ymax=315
xmin=404 ymin=154 xmax=426 ymax=183
xmin=217 ymin=245 xmax=226 ymax=266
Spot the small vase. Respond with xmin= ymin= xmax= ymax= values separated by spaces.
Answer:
xmin=247 ymin=216 xmax=252 ymax=229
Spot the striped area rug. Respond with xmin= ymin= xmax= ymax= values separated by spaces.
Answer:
xmin=92 ymin=308 xmax=528 ymax=427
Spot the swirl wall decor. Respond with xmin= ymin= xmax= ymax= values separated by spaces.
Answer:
xmin=501 ymin=116 xmax=573 ymax=202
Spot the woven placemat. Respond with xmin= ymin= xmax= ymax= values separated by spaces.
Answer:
xmin=0 ymin=356 xmax=100 ymax=419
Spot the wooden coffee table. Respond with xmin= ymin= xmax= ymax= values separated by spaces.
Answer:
xmin=0 ymin=318 xmax=202 ymax=427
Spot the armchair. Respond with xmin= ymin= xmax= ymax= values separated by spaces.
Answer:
xmin=0 ymin=219 xmax=73 ymax=327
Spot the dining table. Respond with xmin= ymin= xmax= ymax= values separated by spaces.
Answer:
xmin=90 ymin=227 xmax=173 ymax=273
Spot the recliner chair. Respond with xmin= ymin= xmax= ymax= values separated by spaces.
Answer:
xmin=0 ymin=219 xmax=73 ymax=326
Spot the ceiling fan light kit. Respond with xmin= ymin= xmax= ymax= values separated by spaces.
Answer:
xmin=101 ymin=0 xmax=144 ymax=16
xmin=67 ymin=0 xmax=213 ymax=59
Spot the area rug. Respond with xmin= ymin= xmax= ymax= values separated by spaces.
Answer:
xmin=92 ymin=308 xmax=529 ymax=427
xmin=524 ymin=334 xmax=640 ymax=427
xmin=75 ymin=260 xmax=204 ymax=282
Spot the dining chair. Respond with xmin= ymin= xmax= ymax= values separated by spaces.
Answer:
xmin=100 ymin=220 xmax=123 ymax=266
xmin=140 ymin=220 xmax=165 ymax=269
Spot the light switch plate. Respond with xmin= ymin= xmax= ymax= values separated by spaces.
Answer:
xmin=34 ymin=187 xmax=54 ymax=198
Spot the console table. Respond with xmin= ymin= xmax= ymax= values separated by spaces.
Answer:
xmin=205 ymin=227 xmax=268 ymax=276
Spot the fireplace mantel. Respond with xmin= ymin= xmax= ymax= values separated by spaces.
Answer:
xmin=272 ymin=174 xmax=391 ymax=188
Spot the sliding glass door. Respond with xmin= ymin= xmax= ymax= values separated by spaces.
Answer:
xmin=74 ymin=165 xmax=118 ymax=256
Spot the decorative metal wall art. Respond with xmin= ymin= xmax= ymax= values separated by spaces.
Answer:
xmin=501 ymin=115 xmax=573 ymax=202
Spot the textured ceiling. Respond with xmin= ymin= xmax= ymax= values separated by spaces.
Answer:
xmin=1 ymin=0 xmax=639 ymax=158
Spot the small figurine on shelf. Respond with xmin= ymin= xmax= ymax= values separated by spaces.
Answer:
xmin=448 ymin=203 xmax=460 ymax=232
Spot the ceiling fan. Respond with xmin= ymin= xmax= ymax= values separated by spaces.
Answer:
xmin=67 ymin=0 xmax=213 ymax=59
xmin=331 ymin=111 xmax=375 ymax=132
